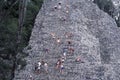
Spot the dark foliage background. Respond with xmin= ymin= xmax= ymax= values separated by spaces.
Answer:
xmin=93 ymin=0 xmax=120 ymax=27
xmin=0 ymin=0 xmax=43 ymax=80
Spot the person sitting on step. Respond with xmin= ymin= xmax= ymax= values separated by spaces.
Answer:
xmin=75 ymin=56 xmax=81 ymax=62
xmin=51 ymin=33 xmax=56 ymax=39
xmin=75 ymin=56 xmax=84 ymax=63
xmin=65 ymin=32 xmax=73 ymax=38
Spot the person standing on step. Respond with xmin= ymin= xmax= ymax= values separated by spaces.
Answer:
xmin=67 ymin=40 xmax=71 ymax=45
xmin=63 ymin=47 xmax=68 ymax=52
xmin=57 ymin=38 xmax=60 ymax=44
xmin=41 ymin=60 xmax=45 ymax=65
xmin=29 ymin=75 xmax=33 ymax=80
xmin=56 ymin=59 xmax=62 ymax=69
xmin=35 ymin=63 xmax=37 ymax=73
xmin=58 ymin=2 xmax=62 ymax=9
xmin=69 ymin=47 xmax=74 ymax=55
xmin=63 ymin=52 xmax=67 ymax=60
xmin=65 ymin=32 xmax=73 ymax=39
xmin=60 ymin=63 xmax=64 ymax=74
xmin=67 ymin=40 xmax=72 ymax=48
xmin=44 ymin=48 xmax=49 ymax=54
xmin=37 ymin=61 xmax=42 ymax=73
xmin=44 ymin=62 xmax=48 ymax=73
xmin=54 ymin=5 xmax=57 ymax=9
xmin=61 ymin=57 xmax=65 ymax=63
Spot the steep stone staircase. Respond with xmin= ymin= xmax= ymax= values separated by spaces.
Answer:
xmin=13 ymin=0 xmax=120 ymax=80
xmin=14 ymin=30 xmax=102 ymax=80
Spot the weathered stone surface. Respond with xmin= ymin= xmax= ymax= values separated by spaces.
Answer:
xmin=14 ymin=0 xmax=120 ymax=80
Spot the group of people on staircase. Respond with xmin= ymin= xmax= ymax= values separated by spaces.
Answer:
xmin=34 ymin=31 xmax=84 ymax=74
xmin=30 ymin=1 xmax=85 ymax=79
xmin=53 ymin=1 xmax=70 ymax=21
xmin=55 ymin=32 xmax=75 ymax=74
xmin=56 ymin=57 xmax=65 ymax=74
xmin=35 ymin=60 xmax=48 ymax=74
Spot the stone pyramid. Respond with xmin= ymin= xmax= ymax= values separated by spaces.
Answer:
xmin=14 ymin=0 xmax=120 ymax=80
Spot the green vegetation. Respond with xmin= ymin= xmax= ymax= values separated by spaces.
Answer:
xmin=93 ymin=0 xmax=120 ymax=27
xmin=0 ymin=0 xmax=43 ymax=80
xmin=94 ymin=0 xmax=115 ymax=17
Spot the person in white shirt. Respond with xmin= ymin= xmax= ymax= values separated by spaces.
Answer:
xmin=29 ymin=75 xmax=33 ymax=80
xmin=63 ymin=52 xmax=67 ymax=59
xmin=61 ymin=57 xmax=65 ymax=63
xmin=44 ymin=62 xmax=48 ymax=73
xmin=37 ymin=61 xmax=41 ymax=73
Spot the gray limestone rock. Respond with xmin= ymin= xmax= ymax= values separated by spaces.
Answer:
xmin=14 ymin=0 xmax=120 ymax=80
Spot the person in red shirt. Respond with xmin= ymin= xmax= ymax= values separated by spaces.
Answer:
xmin=56 ymin=59 xmax=62 ymax=69
xmin=69 ymin=48 xmax=74 ymax=54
